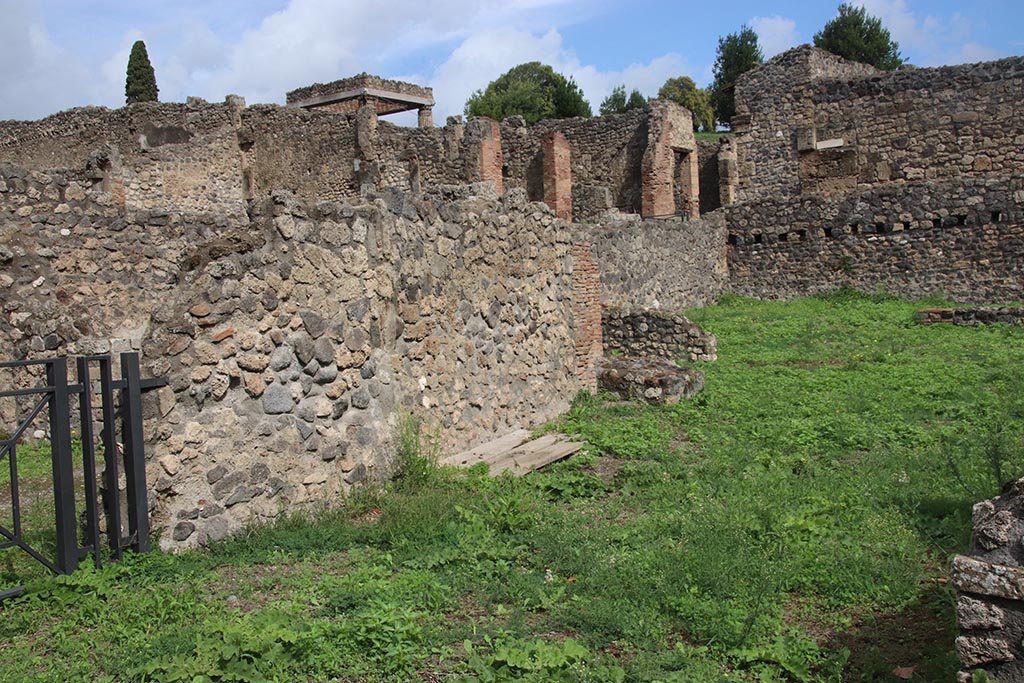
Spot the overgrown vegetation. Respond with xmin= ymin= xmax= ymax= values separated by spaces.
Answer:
xmin=3 ymin=291 xmax=1021 ymax=681
xmin=465 ymin=62 xmax=592 ymax=125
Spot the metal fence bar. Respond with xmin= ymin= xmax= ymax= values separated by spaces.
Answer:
xmin=76 ymin=358 xmax=102 ymax=568
xmin=8 ymin=441 xmax=21 ymax=539
xmin=47 ymin=358 xmax=78 ymax=575
xmin=120 ymin=352 xmax=150 ymax=553
xmin=98 ymin=357 xmax=123 ymax=561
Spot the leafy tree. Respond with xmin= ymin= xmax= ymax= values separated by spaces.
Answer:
xmin=599 ymin=85 xmax=647 ymax=116
xmin=125 ymin=40 xmax=159 ymax=104
xmin=657 ymin=76 xmax=715 ymax=132
xmin=709 ymin=25 xmax=763 ymax=129
xmin=814 ymin=3 xmax=904 ymax=70
xmin=465 ymin=62 xmax=591 ymax=124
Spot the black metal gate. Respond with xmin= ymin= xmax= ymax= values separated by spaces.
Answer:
xmin=0 ymin=352 xmax=166 ymax=600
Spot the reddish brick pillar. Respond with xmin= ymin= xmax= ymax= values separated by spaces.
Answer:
xmin=571 ymin=240 xmax=602 ymax=390
xmin=471 ymin=118 xmax=503 ymax=194
xmin=542 ymin=131 xmax=572 ymax=221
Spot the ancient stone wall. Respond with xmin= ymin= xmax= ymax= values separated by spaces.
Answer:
xmin=500 ymin=108 xmax=649 ymax=219
xmin=916 ymin=307 xmax=1024 ymax=326
xmin=603 ymin=307 xmax=716 ymax=362
xmin=1 ymin=162 xmax=596 ymax=549
xmin=731 ymin=46 xmax=1024 ymax=205
xmin=952 ymin=479 xmax=1024 ymax=681
xmin=726 ymin=177 xmax=1024 ymax=303
xmin=0 ymin=100 xmax=248 ymax=223
xmin=586 ymin=212 xmax=728 ymax=311
xmin=239 ymin=104 xmax=359 ymax=202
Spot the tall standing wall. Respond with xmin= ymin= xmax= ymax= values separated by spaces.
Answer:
xmin=0 ymin=162 xmax=597 ymax=549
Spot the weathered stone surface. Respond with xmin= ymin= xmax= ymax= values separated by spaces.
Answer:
xmin=597 ymin=356 xmax=704 ymax=405
xmin=261 ymin=383 xmax=294 ymax=414
xmin=957 ymin=595 xmax=1005 ymax=630
xmin=955 ymin=635 xmax=1015 ymax=668
xmin=172 ymin=521 xmax=196 ymax=542
xmin=952 ymin=556 xmax=1024 ymax=601
xmin=603 ymin=307 xmax=716 ymax=362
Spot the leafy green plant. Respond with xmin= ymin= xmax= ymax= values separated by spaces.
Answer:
xmin=133 ymin=611 xmax=303 ymax=682
xmin=457 ymin=635 xmax=623 ymax=682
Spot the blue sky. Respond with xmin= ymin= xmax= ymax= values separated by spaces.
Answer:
xmin=2 ymin=0 xmax=1022 ymax=123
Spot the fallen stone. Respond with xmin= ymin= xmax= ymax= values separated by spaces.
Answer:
xmin=597 ymin=356 xmax=704 ymax=404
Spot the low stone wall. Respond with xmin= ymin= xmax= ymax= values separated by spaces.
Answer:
xmin=952 ymin=480 xmax=1024 ymax=681
xmin=726 ymin=177 xmax=1024 ymax=303
xmin=587 ymin=212 xmax=728 ymax=311
xmin=1 ymin=162 xmax=598 ymax=550
xmin=602 ymin=307 xmax=716 ymax=362
xmin=917 ymin=308 xmax=1024 ymax=326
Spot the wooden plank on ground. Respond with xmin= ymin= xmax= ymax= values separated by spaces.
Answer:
xmin=442 ymin=430 xmax=585 ymax=477
xmin=489 ymin=437 xmax=584 ymax=477
xmin=441 ymin=428 xmax=531 ymax=467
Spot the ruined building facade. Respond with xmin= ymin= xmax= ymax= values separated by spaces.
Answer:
xmin=0 ymin=47 xmax=1022 ymax=550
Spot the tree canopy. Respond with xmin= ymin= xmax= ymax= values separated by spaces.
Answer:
xmin=709 ymin=25 xmax=763 ymax=129
xmin=125 ymin=40 xmax=159 ymax=104
xmin=465 ymin=62 xmax=592 ymax=124
xmin=599 ymin=85 xmax=647 ymax=116
xmin=814 ymin=3 xmax=904 ymax=71
xmin=657 ymin=76 xmax=715 ymax=132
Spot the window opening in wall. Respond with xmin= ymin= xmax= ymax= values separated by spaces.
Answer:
xmin=797 ymin=230 xmax=807 ymax=241
xmin=958 ymin=214 xmax=967 ymax=226
xmin=992 ymin=211 xmax=1004 ymax=223
xmin=753 ymin=232 xmax=763 ymax=244
xmin=728 ymin=234 xmax=740 ymax=246
xmin=778 ymin=232 xmax=789 ymax=242
xmin=875 ymin=222 xmax=887 ymax=233
xmin=850 ymin=224 xmax=860 ymax=235
xmin=672 ymin=149 xmax=695 ymax=218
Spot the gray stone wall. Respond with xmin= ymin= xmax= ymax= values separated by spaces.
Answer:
xmin=603 ymin=307 xmax=716 ymax=362
xmin=0 ymin=99 xmax=248 ymax=223
xmin=726 ymin=177 xmax=1024 ymax=303
xmin=731 ymin=45 xmax=1024 ymax=205
xmin=952 ymin=480 xmax=1024 ymax=681
xmin=586 ymin=212 xmax=729 ymax=311
xmin=1 ymin=162 xmax=592 ymax=550
xmin=917 ymin=307 xmax=1024 ymax=326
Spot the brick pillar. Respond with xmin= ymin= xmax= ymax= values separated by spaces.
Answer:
xmin=466 ymin=118 xmax=503 ymax=194
xmin=542 ymin=131 xmax=572 ymax=221
xmin=417 ymin=106 xmax=434 ymax=128
xmin=640 ymin=110 xmax=676 ymax=218
xmin=478 ymin=119 xmax=502 ymax=194
xmin=571 ymin=240 xmax=602 ymax=390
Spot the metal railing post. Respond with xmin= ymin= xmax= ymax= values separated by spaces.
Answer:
xmin=119 ymin=352 xmax=150 ymax=553
xmin=47 ymin=357 xmax=79 ymax=574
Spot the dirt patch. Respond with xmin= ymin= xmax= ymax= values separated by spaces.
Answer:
xmin=831 ymin=595 xmax=958 ymax=681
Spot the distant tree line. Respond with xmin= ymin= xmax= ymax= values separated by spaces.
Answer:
xmin=423 ymin=4 xmax=907 ymax=131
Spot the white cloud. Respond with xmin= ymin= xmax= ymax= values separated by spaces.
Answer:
xmin=0 ymin=2 xmax=96 ymax=120
xmin=750 ymin=16 xmax=798 ymax=58
xmin=856 ymin=0 xmax=1005 ymax=66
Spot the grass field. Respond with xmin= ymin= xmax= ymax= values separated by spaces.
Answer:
xmin=1 ymin=290 xmax=1021 ymax=682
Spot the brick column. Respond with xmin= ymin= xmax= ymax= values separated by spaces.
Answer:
xmin=465 ymin=118 xmax=503 ymax=194
xmin=571 ymin=239 xmax=602 ymax=390
xmin=542 ymin=131 xmax=572 ymax=221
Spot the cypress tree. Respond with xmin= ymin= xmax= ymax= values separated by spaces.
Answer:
xmin=125 ymin=40 xmax=159 ymax=104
